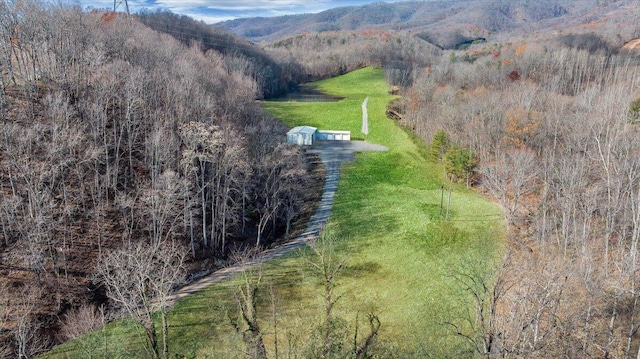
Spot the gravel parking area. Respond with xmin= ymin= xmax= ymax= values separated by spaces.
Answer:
xmin=306 ymin=140 xmax=388 ymax=162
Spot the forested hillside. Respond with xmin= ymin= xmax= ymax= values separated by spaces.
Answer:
xmin=217 ymin=0 xmax=640 ymax=48
xmin=0 ymin=1 xmax=318 ymax=355
xmin=265 ymin=29 xmax=442 ymax=87
xmin=395 ymin=31 xmax=640 ymax=358
xmin=137 ymin=10 xmax=290 ymax=99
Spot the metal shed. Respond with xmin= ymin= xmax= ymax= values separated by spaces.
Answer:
xmin=286 ymin=126 xmax=318 ymax=146
xmin=317 ymin=130 xmax=351 ymax=141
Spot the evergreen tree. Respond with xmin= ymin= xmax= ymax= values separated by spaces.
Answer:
xmin=444 ymin=145 xmax=477 ymax=187
xmin=430 ymin=129 xmax=449 ymax=163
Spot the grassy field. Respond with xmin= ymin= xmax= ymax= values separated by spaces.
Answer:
xmin=43 ymin=67 xmax=504 ymax=358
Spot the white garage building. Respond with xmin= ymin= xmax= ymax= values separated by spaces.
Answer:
xmin=286 ymin=126 xmax=318 ymax=145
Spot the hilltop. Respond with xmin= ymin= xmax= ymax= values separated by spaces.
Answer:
xmin=217 ymin=0 xmax=640 ymax=48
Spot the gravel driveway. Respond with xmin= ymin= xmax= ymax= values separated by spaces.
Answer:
xmin=166 ymin=140 xmax=387 ymax=306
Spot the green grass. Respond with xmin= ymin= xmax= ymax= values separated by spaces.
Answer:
xmin=42 ymin=67 xmax=505 ymax=358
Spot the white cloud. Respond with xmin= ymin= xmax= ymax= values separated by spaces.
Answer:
xmin=151 ymin=0 xmax=334 ymax=14
xmin=186 ymin=13 xmax=237 ymax=23
xmin=155 ymin=1 xmax=331 ymax=10
xmin=81 ymin=0 xmax=414 ymax=23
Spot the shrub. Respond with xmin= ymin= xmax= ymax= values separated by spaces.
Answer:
xmin=630 ymin=97 xmax=640 ymax=121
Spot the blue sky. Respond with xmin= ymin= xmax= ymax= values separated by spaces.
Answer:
xmin=80 ymin=0 xmax=413 ymax=24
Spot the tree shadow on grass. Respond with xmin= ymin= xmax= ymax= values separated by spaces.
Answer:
xmin=167 ymin=263 xmax=312 ymax=355
xmin=330 ymin=212 xmax=400 ymax=246
xmin=408 ymin=221 xmax=469 ymax=253
xmin=341 ymin=260 xmax=384 ymax=279
xmin=420 ymin=203 xmax=444 ymax=221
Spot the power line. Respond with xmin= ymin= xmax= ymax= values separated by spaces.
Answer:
xmin=113 ymin=0 xmax=129 ymax=15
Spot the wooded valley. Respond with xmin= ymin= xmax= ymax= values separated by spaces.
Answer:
xmin=1 ymin=0 xmax=640 ymax=357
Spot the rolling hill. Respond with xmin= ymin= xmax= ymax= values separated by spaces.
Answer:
xmin=216 ymin=0 xmax=640 ymax=48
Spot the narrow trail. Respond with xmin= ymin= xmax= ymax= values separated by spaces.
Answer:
xmin=166 ymin=140 xmax=387 ymax=307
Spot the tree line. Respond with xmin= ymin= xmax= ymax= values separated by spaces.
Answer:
xmin=0 ymin=1 xmax=319 ymax=355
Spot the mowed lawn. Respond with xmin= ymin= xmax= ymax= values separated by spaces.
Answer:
xmin=262 ymin=67 xmax=505 ymax=357
xmin=43 ymin=67 xmax=504 ymax=358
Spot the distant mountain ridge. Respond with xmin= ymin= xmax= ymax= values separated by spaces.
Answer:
xmin=216 ymin=0 xmax=640 ymax=48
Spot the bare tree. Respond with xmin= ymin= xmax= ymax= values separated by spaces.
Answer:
xmin=306 ymin=234 xmax=347 ymax=358
xmin=96 ymin=240 xmax=187 ymax=359
xmin=445 ymin=256 xmax=512 ymax=359
xmin=0 ymin=286 xmax=10 ymax=358
xmin=482 ymin=149 xmax=538 ymax=224
xmin=142 ymin=169 xmax=188 ymax=246
xmin=253 ymin=147 xmax=284 ymax=247
xmin=229 ymin=269 xmax=268 ymax=359
xmin=254 ymin=143 xmax=309 ymax=247
xmin=207 ymin=127 xmax=250 ymax=254
xmin=179 ymin=121 xmax=223 ymax=251
xmin=352 ymin=311 xmax=381 ymax=359
xmin=58 ymin=304 xmax=106 ymax=342
xmin=12 ymin=288 xmax=50 ymax=359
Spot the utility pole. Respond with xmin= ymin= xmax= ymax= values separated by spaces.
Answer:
xmin=114 ymin=0 xmax=130 ymax=15
xmin=439 ymin=185 xmax=444 ymax=217
xmin=446 ymin=183 xmax=452 ymax=221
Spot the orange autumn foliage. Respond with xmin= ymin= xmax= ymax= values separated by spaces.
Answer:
xmin=101 ymin=12 xmax=117 ymax=24
xmin=503 ymin=109 xmax=541 ymax=148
